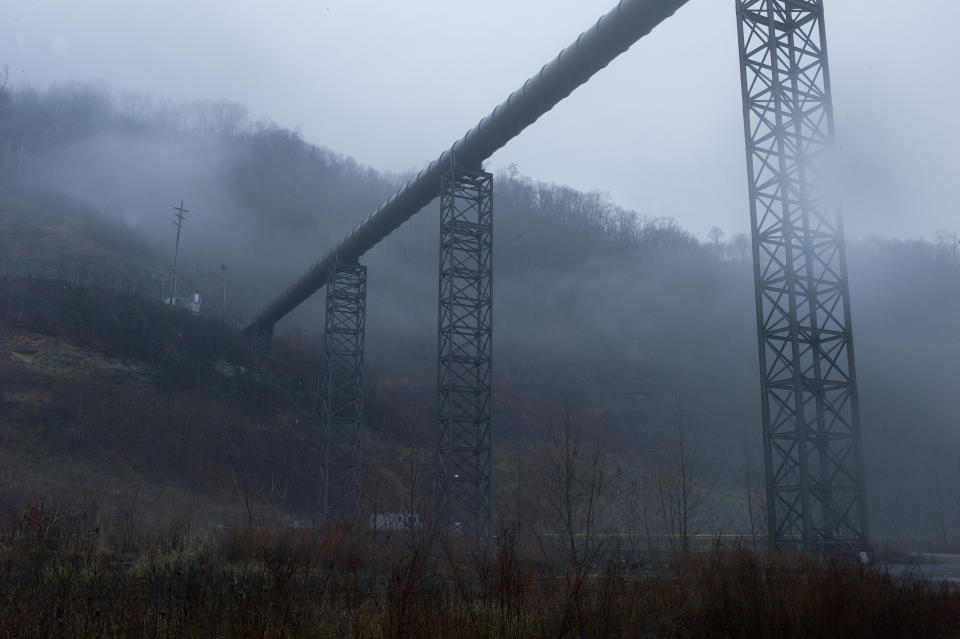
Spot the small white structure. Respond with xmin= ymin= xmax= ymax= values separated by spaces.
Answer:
xmin=163 ymin=291 xmax=202 ymax=315
xmin=370 ymin=513 xmax=423 ymax=532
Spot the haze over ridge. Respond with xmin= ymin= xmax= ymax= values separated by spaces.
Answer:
xmin=2 ymin=0 xmax=957 ymax=240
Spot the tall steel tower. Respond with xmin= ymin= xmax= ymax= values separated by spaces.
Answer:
xmin=435 ymin=166 xmax=493 ymax=543
xmin=735 ymin=0 xmax=869 ymax=551
xmin=319 ymin=260 xmax=367 ymax=520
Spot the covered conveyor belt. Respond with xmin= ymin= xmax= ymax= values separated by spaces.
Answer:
xmin=245 ymin=0 xmax=689 ymax=333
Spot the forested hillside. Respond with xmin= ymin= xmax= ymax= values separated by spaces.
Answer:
xmin=1 ymin=83 xmax=959 ymax=544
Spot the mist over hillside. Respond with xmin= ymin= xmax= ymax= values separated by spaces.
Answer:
xmin=1 ymin=83 xmax=959 ymax=543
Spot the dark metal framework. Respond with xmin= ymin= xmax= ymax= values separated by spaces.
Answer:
xmin=320 ymin=261 xmax=367 ymax=520
xmin=736 ymin=0 xmax=868 ymax=551
xmin=436 ymin=167 xmax=493 ymax=543
xmin=245 ymin=0 xmax=689 ymax=335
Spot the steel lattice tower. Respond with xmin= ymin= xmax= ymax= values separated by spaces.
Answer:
xmin=436 ymin=167 xmax=493 ymax=543
xmin=736 ymin=0 xmax=868 ymax=551
xmin=320 ymin=261 xmax=367 ymax=520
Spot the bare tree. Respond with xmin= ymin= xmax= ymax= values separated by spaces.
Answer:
xmin=532 ymin=400 xmax=618 ymax=569
xmin=653 ymin=399 xmax=710 ymax=556
xmin=931 ymin=473 xmax=949 ymax=547
xmin=729 ymin=232 xmax=751 ymax=263
xmin=620 ymin=464 xmax=659 ymax=562
xmin=743 ymin=434 xmax=767 ymax=549
xmin=708 ymin=226 xmax=724 ymax=248
xmin=933 ymin=230 xmax=959 ymax=262
xmin=525 ymin=401 xmax=625 ymax=637
xmin=228 ymin=451 xmax=261 ymax=529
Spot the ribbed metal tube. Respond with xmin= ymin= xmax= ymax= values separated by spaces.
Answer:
xmin=247 ymin=0 xmax=689 ymax=333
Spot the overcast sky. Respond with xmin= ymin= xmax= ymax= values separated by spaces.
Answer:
xmin=2 ymin=0 xmax=957 ymax=240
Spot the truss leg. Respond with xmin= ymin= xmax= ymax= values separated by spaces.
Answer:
xmin=320 ymin=260 xmax=366 ymax=521
xmin=436 ymin=167 xmax=493 ymax=544
xmin=736 ymin=0 xmax=869 ymax=552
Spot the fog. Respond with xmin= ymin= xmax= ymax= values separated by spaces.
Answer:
xmin=3 ymin=0 xmax=959 ymax=239
xmin=1 ymin=80 xmax=958 ymax=542
xmin=0 ymin=2 xmax=958 ymax=546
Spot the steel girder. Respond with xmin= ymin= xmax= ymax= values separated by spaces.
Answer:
xmin=735 ymin=0 xmax=868 ymax=552
xmin=320 ymin=261 xmax=367 ymax=520
xmin=436 ymin=167 xmax=493 ymax=543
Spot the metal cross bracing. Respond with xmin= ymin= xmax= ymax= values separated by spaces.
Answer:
xmin=436 ymin=167 xmax=493 ymax=544
xmin=320 ymin=260 xmax=367 ymax=520
xmin=735 ymin=0 xmax=869 ymax=552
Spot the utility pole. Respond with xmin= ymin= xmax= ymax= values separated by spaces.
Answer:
xmin=169 ymin=201 xmax=188 ymax=305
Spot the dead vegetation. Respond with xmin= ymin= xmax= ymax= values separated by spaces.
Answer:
xmin=2 ymin=280 xmax=959 ymax=636
xmin=0 ymin=498 xmax=958 ymax=639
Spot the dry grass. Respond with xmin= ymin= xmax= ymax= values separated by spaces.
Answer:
xmin=0 ymin=500 xmax=958 ymax=638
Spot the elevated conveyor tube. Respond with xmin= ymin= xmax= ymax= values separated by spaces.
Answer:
xmin=247 ymin=0 xmax=689 ymax=333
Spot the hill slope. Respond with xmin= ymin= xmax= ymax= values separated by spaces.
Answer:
xmin=0 ymin=84 xmax=959 ymax=543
